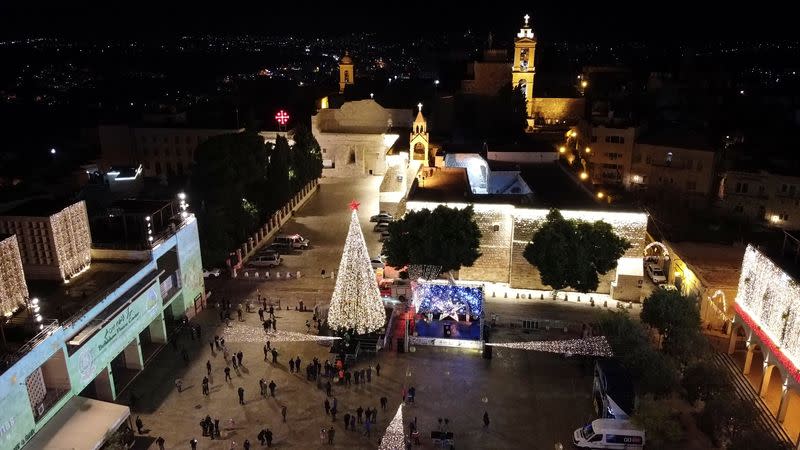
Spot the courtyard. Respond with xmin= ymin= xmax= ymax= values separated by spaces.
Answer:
xmin=124 ymin=177 xmax=625 ymax=449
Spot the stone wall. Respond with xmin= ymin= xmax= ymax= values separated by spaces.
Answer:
xmin=405 ymin=201 xmax=647 ymax=295
xmin=531 ymin=97 xmax=585 ymax=124
xmin=459 ymin=207 xmax=513 ymax=283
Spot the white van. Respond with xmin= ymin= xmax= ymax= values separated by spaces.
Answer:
xmin=573 ymin=419 xmax=645 ymax=449
xmin=275 ymin=234 xmax=310 ymax=249
xmin=249 ymin=253 xmax=282 ymax=267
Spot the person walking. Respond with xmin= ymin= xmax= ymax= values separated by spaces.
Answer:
xmin=356 ymin=406 xmax=363 ymax=424
xmin=237 ymin=351 xmax=243 ymax=366
xmin=325 ymin=381 xmax=332 ymax=397
xmin=295 ymin=356 xmax=301 ymax=372
xmin=344 ymin=371 xmax=351 ymax=386
xmin=135 ymin=416 xmax=144 ymax=434
xmin=363 ymin=419 xmax=371 ymax=438
xmin=328 ymin=426 xmax=335 ymax=444
xmin=243 ymin=439 xmax=251 ymax=450
xmin=269 ymin=305 xmax=275 ymax=319
xmin=367 ymin=366 xmax=372 ymax=383
xmin=265 ymin=429 xmax=273 ymax=447
xmin=324 ymin=398 xmax=331 ymax=415
xmin=214 ymin=418 xmax=220 ymax=437
xmin=281 ymin=405 xmax=287 ymax=422
xmin=271 ymin=317 xmax=277 ymax=332
xmin=344 ymin=413 xmax=351 ymax=431
xmin=269 ymin=380 xmax=277 ymax=397
xmin=209 ymin=339 xmax=215 ymax=353
xmin=258 ymin=429 xmax=266 ymax=446
xmin=238 ymin=387 xmax=245 ymax=405
xmin=271 ymin=348 xmax=278 ymax=364
xmin=190 ymin=438 xmax=197 ymax=450
xmin=263 ymin=344 xmax=269 ymax=361
xmin=380 ymin=396 xmax=387 ymax=411
xmin=258 ymin=308 xmax=264 ymax=322
xmin=349 ymin=415 xmax=355 ymax=431
xmin=263 ymin=320 xmax=270 ymax=334
xmin=376 ymin=363 xmax=381 ymax=376
xmin=224 ymin=366 xmax=232 ymax=382
xmin=206 ymin=360 xmax=212 ymax=376
xmin=289 ymin=358 xmax=295 ymax=373
xmin=320 ymin=428 xmax=327 ymax=445
xmin=331 ymin=404 xmax=337 ymax=421
xmin=237 ymin=307 xmax=243 ymax=322
xmin=232 ymin=356 xmax=238 ymax=371
xmin=202 ymin=376 xmax=209 ymax=396
xmin=156 ymin=436 xmax=165 ymax=450
xmin=483 ymin=411 xmax=490 ymax=428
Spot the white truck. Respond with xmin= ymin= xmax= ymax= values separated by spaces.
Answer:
xmin=573 ymin=419 xmax=645 ymax=449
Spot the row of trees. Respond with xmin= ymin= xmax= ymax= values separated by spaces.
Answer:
xmin=190 ymin=124 xmax=322 ymax=265
xmin=382 ymin=207 xmax=630 ymax=292
xmin=602 ymin=291 xmax=791 ymax=450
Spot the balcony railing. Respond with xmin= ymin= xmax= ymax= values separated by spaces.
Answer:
xmin=160 ymin=270 xmax=182 ymax=304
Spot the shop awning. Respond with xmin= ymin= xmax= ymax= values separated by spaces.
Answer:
xmin=25 ymin=396 xmax=130 ymax=450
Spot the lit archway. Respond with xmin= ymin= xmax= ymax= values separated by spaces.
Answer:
xmin=644 ymin=241 xmax=669 ymax=258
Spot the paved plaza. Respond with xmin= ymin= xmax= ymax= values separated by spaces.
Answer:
xmin=124 ymin=177 xmax=621 ymax=449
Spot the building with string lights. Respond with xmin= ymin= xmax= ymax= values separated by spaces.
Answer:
xmin=0 ymin=200 xmax=91 ymax=282
xmin=0 ymin=234 xmax=28 ymax=318
xmin=0 ymin=194 xmax=205 ymax=450
xmin=727 ymin=242 xmax=800 ymax=440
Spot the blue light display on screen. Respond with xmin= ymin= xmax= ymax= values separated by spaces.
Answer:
xmin=413 ymin=283 xmax=483 ymax=316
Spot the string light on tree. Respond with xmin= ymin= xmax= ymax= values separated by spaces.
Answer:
xmin=378 ymin=404 xmax=405 ymax=450
xmin=327 ymin=201 xmax=387 ymax=334
xmin=487 ymin=336 xmax=614 ymax=357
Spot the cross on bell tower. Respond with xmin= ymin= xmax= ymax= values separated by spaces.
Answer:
xmin=410 ymin=103 xmax=429 ymax=165
xmin=512 ymin=14 xmax=537 ymax=131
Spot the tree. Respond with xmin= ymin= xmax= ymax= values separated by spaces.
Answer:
xmin=189 ymin=132 xmax=269 ymax=266
xmin=630 ymin=394 xmax=684 ymax=449
xmin=523 ymin=209 xmax=630 ymax=293
xmin=291 ymin=124 xmax=323 ymax=189
xmin=327 ymin=204 xmax=386 ymax=334
xmin=382 ymin=205 xmax=481 ymax=278
xmin=640 ymin=289 xmax=703 ymax=362
xmin=682 ymin=360 xmax=727 ymax=405
xmin=266 ymin=136 xmax=292 ymax=210
xmin=600 ymin=311 xmax=679 ymax=397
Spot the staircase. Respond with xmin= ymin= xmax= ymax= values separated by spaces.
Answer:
xmin=713 ymin=352 xmax=793 ymax=445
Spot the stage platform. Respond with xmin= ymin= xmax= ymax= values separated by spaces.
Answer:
xmin=414 ymin=318 xmax=481 ymax=341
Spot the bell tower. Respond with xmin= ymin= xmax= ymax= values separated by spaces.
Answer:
xmin=410 ymin=103 xmax=429 ymax=165
xmin=339 ymin=51 xmax=354 ymax=94
xmin=512 ymin=14 xmax=537 ymax=128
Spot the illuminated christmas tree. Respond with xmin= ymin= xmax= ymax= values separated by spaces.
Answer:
xmin=327 ymin=201 xmax=386 ymax=334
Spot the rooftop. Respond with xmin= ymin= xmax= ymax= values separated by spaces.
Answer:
xmin=0 ymin=198 xmax=76 ymax=217
xmin=637 ymin=127 xmax=715 ymax=152
xmin=667 ymin=241 xmax=746 ymax=288
xmin=408 ymin=167 xmax=471 ymax=203
xmin=1 ymin=260 xmax=142 ymax=356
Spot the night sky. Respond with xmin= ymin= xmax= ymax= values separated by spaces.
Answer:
xmin=0 ymin=4 xmax=795 ymax=41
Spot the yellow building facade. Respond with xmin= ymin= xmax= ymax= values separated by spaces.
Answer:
xmin=511 ymin=14 xmax=537 ymax=127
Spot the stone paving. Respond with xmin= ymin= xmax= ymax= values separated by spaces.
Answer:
xmin=122 ymin=177 xmax=626 ymax=449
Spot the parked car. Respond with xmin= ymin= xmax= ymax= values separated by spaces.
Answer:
xmin=371 ymin=258 xmax=385 ymax=269
xmin=370 ymin=212 xmax=394 ymax=222
xmin=275 ymin=234 xmax=310 ymax=249
xmin=373 ymin=222 xmax=390 ymax=232
xmin=249 ymin=253 xmax=282 ymax=267
xmin=257 ymin=248 xmax=280 ymax=259
xmin=645 ymin=264 xmax=667 ymax=284
xmin=203 ymin=268 xmax=222 ymax=278
xmin=658 ymin=283 xmax=678 ymax=292
xmin=379 ymin=230 xmax=391 ymax=242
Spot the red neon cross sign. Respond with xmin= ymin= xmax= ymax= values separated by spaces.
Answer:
xmin=275 ymin=110 xmax=290 ymax=126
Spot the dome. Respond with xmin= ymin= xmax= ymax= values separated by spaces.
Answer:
xmin=340 ymin=52 xmax=353 ymax=65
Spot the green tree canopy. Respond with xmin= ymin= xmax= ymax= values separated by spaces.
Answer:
xmin=523 ymin=209 xmax=631 ymax=292
xmin=630 ymin=394 xmax=684 ymax=449
xmin=382 ymin=205 xmax=481 ymax=275
xmin=189 ymin=130 xmax=322 ymax=266
xmin=641 ymin=289 xmax=704 ymax=362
